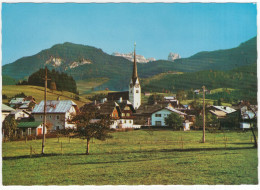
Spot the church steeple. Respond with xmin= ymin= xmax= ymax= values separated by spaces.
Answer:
xmin=129 ymin=42 xmax=141 ymax=110
xmin=132 ymin=42 xmax=138 ymax=85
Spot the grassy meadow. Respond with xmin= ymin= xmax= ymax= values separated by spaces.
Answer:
xmin=2 ymin=85 xmax=90 ymax=107
xmin=2 ymin=130 xmax=258 ymax=185
xmin=76 ymin=78 xmax=109 ymax=95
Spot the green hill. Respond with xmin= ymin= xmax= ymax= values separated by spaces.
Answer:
xmin=2 ymin=36 xmax=257 ymax=91
xmin=142 ymin=63 xmax=257 ymax=103
xmin=2 ymin=75 xmax=16 ymax=85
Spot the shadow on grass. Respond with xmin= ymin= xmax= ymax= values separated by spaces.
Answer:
xmin=2 ymin=146 xmax=256 ymax=161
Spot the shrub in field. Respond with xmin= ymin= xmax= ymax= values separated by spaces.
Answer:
xmin=2 ymin=115 xmax=17 ymax=141
xmin=164 ymin=113 xmax=183 ymax=130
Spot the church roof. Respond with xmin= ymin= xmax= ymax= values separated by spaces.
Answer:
xmin=107 ymin=91 xmax=129 ymax=101
xmin=132 ymin=43 xmax=139 ymax=85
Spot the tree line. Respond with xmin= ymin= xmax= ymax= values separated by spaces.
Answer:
xmin=17 ymin=68 xmax=78 ymax=94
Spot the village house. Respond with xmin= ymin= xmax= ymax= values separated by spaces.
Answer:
xmin=133 ymin=102 xmax=173 ymax=126
xmin=2 ymin=104 xmax=15 ymax=122
xmin=9 ymin=96 xmax=36 ymax=110
xmin=151 ymin=107 xmax=187 ymax=127
xmin=17 ymin=121 xmax=47 ymax=136
xmin=32 ymin=100 xmax=79 ymax=131
xmin=97 ymin=99 xmax=137 ymax=129
xmin=239 ymin=105 xmax=257 ymax=129
xmin=10 ymin=109 xmax=31 ymax=121
xmin=209 ymin=106 xmax=237 ymax=119
xmin=98 ymin=101 xmax=121 ymax=129
xmin=117 ymin=100 xmax=136 ymax=128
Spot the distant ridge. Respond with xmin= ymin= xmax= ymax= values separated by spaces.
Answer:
xmin=2 ymin=36 xmax=256 ymax=91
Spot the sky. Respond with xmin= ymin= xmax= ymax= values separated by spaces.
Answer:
xmin=1 ymin=3 xmax=257 ymax=65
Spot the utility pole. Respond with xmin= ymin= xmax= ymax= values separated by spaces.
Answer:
xmin=42 ymin=66 xmax=50 ymax=154
xmin=202 ymin=85 xmax=206 ymax=143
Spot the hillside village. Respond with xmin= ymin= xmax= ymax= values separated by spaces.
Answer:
xmin=2 ymin=45 xmax=257 ymax=139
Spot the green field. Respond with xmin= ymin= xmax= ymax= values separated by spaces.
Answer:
xmin=2 ymin=130 xmax=258 ymax=185
xmin=2 ymin=85 xmax=90 ymax=107
xmin=76 ymin=78 xmax=109 ymax=95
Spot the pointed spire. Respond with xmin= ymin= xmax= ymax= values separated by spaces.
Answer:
xmin=132 ymin=42 xmax=138 ymax=84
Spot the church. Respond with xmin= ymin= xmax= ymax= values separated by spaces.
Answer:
xmin=108 ymin=43 xmax=141 ymax=110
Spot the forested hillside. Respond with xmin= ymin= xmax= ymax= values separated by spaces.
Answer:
xmin=142 ymin=63 xmax=257 ymax=103
xmin=27 ymin=68 xmax=78 ymax=93
xmin=2 ymin=75 xmax=16 ymax=85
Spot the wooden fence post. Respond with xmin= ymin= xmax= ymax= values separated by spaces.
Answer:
xmin=61 ymin=141 xmax=63 ymax=155
xmin=30 ymin=145 xmax=32 ymax=158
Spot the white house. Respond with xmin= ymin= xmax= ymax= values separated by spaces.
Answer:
xmin=32 ymin=100 xmax=78 ymax=131
xmin=10 ymin=110 xmax=30 ymax=120
xmin=240 ymin=122 xmax=251 ymax=129
xmin=2 ymin=104 xmax=15 ymax=122
xmin=151 ymin=107 xmax=186 ymax=126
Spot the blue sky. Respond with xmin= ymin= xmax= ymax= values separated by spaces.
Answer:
xmin=2 ymin=3 xmax=257 ymax=65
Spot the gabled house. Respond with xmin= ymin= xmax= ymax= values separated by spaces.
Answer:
xmin=151 ymin=107 xmax=186 ymax=126
xmin=10 ymin=110 xmax=31 ymax=121
xmin=99 ymin=101 xmax=121 ymax=129
xmin=239 ymin=105 xmax=257 ymax=129
xmin=9 ymin=96 xmax=36 ymax=110
xmin=134 ymin=102 xmax=173 ymax=126
xmin=209 ymin=106 xmax=237 ymax=118
xmin=9 ymin=98 xmax=25 ymax=108
xmin=2 ymin=104 xmax=15 ymax=122
xmin=117 ymin=100 xmax=136 ymax=129
xmin=32 ymin=100 xmax=78 ymax=131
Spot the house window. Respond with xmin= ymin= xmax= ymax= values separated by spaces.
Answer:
xmin=50 ymin=115 xmax=52 ymax=118
xmin=28 ymin=128 xmax=31 ymax=135
xmin=126 ymin=113 xmax=130 ymax=116
xmin=124 ymin=120 xmax=126 ymax=123
xmin=129 ymin=120 xmax=132 ymax=124
xmin=56 ymin=115 xmax=60 ymax=120
xmin=124 ymin=107 xmax=130 ymax=110
xmin=56 ymin=126 xmax=60 ymax=130
xmin=155 ymin=114 xmax=161 ymax=117
xmin=40 ymin=115 xmax=43 ymax=119
xmin=122 ymin=113 xmax=125 ymax=116
xmin=155 ymin=121 xmax=162 ymax=126
xmin=136 ymin=90 xmax=139 ymax=93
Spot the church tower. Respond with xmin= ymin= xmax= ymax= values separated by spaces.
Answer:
xmin=129 ymin=43 xmax=141 ymax=110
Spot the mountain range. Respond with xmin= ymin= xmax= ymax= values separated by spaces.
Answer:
xmin=2 ymin=36 xmax=257 ymax=91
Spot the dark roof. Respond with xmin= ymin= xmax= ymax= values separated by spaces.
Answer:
xmin=18 ymin=121 xmax=42 ymax=128
xmin=107 ymin=91 xmax=129 ymax=101
xmin=117 ymin=100 xmax=135 ymax=113
xmin=99 ymin=101 xmax=118 ymax=115
xmin=80 ymin=102 xmax=100 ymax=112
xmin=132 ymin=46 xmax=138 ymax=85
xmin=135 ymin=103 xmax=170 ymax=115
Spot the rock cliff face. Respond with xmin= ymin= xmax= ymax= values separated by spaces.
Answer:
xmin=112 ymin=52 xmax=156 ymax=63
xmin=168 ymin=52 xmax=180 ymax=61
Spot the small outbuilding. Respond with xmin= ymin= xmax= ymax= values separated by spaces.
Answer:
xmin=17 ymin=121 xmax=47 ymax=136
